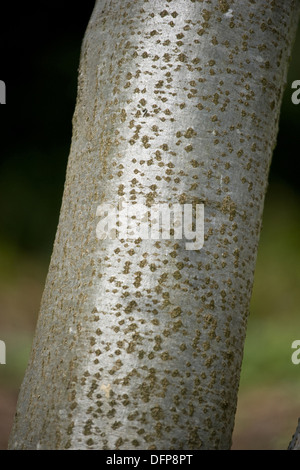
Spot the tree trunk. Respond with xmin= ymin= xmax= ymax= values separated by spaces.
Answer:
xmin=289 ymin=419 xmax=300 ymax=449
xmin=9 ymin=0 xmax=300 ymax=450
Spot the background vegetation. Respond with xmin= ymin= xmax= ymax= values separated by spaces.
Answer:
xmin=0 ymin=2 xmax=299 ymax=449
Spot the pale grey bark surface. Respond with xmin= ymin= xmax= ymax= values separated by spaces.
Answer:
xmin=9 ymin=0 xmax=300 ymax=450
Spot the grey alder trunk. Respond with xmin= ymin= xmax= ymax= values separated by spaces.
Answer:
xmin=289 ymin=419 xmax=300 ymax=449
xmin=9 ymin=0 xmax=300 ymax=450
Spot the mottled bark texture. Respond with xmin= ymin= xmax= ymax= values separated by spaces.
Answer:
xmin=9 ymin=0 xmax=300 ymax=450
xmin=289 ymin=419 xmax=300 ymax=449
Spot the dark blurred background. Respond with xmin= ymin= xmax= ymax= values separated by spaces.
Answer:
xmin=0 ymin=1 xmax=299 ymax=450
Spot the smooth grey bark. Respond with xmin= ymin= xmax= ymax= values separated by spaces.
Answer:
xmin=9 ymin=0 xmax=300 ymax=450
